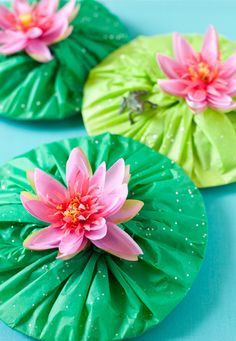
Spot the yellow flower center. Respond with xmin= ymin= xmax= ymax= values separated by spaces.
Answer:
xmin=19 ymin=13 xmax=33 ymax=28
xmin=62 ymin=197 xmax=81 ymax=224
xmin=188 ymin=62 xmax=212 ymax=82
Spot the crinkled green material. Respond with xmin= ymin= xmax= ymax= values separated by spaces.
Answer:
xmin=0 ymin=133 xmax=207 ymax=340
xmin=82 ymin=34 xmax=236 ymax=188
xmin=0 ymin=0 xmax=130 ymax=120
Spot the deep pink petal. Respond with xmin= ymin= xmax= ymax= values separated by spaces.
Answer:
xmin=108 ymin=200 xmax=144 ymax=224
xmin=0 ymin=6 xmax=16 ymax=29
xmin=66 ymin=147 xmax=92 ymax=193
xmin=158 ymin=79 xmax=189 ymax=97
xmin=33 ymin=168 xmax=68 ymax=207
xmin=57 ymin=231 xmax=88 ymax=260
xmin=85 ymin=218 xmax=107 ymax=241
xmin=104 ymin=159 xmax=125 ymax=194
xmin=201 ymin=25 xmax=219 ymax=66
xmin=23 ymin=225 xmax=62 ymax=250
xmin=25 ymin=40 xmax=53 ymax=63
xmin=157 ymin=54 xmax=185 ymax=79
xmin=173 ymin=32 xmax=197 ymax=65
xmin=13 ymin=0 xmax=31 ymax=15
xmin=92 ymin=222 xmax=143 ymax=261
xmin=21 ymin=192 xmax=59 ymax=223
xmin=42 ymin=19 xmax=68 ymax=44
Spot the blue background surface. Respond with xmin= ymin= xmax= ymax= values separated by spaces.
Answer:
xmin=0 ymin=0 xmax=236 ymax=340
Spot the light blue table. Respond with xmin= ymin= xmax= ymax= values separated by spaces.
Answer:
xmin=0 ymin=1 xmax=236 ymax=340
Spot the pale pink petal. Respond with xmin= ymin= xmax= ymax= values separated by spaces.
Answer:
xmin=54 ymin=25 xmax=73 ymax=44
xmin=227 ymin=79 xmax=236 ymax=96
xmin=66 ymin=148 xmax=92 ymax=191
xmin=104 ymin=159 xmax=125 ymax=193
xmin=89 ymin=162 xmax=106 ymax=195
xmin=108 ymin=200 xmax=144 ymax=224
xmin=0 ymin=31 xmax=26 ymax=54
xmin=201 ymin=25 xmax=219 ymax=66
xmin=0 ymin=6 xmax=16 ymax=29
xmin=57 ymin=0 xmax=78 ymax=21
xmin=92 ymin=222 xmax=143 ymax=261
xmin=57 ymin=231 xmax=88 ymax=260
xmin=85 ymin=218 xmax=107 ymax=241
xmin=21 ymin=192 xmax=59 ymax=223
xmin=157 ymin=54 xmax=185 ymax=79
xmin=220 ymin=53 xmax=236 ymax=78
xmin=25 ymin=40 xmax=53 ymax=63
xmin=27 ymin=27 xmax=43 ymax=39
xmin=13 ymin=0 xmax=31 ymax=15
xmin=36 ymin=0 xmax=59 ymax=16
xmin=208 ymin=94 xmax=236 ymax=110
xmin=187 ymin=89 xmax=207 ymax=102
xmin=23 ymin=225 xmax=62 ymax=250
xmin=34 ymin=168 xmax=68 ymax=207
xmin=158 ymin=79 xmax=189 ymax=97
xmin=173 ymin=32 xmax=197 ymax=65
xmin=101 ymin=184 xmax=128 ymax=217
xmin=186 ymin=97 xmax=207 ymax=113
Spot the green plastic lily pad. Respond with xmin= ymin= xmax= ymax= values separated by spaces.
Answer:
xmin=0 ymin=133 xmax=207 ymax=340
xmin=82 ymin=34 xmax=236 ymax=188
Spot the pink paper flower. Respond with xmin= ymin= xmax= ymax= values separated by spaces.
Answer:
xmin=21 ymin=147 xmax=144 ymax=261
xmin=157 ymin=26 xmax=236 ymax=112
xmin=0 ymin=0 xmax=79 ymax=62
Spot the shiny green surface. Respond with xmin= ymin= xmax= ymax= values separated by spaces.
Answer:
xmin=0 ymin=0 xmax=129 ymax=120
xmin=83 ymin=34 xmax=236 ymax=188
xmin=0 ymin=133 xmax=207 ymax=340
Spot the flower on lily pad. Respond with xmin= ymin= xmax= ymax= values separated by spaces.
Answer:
xmin=21 ymin=147 xmax=144 ymax=261
xmin=157 ymin=26 xmax=236 ymax=112
xmin=0 ymin=0 xmax=79 ymax=62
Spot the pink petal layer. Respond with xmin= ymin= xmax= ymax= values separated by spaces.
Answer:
xmin=21 ymin=192 xmax=59 ymax=223
xmin=108 ymin=200 xmax=144 ymax=224
xmin=93 ymin=222 xmax=143 ymax=261
xmin=201 ymin=25 xmax=219 ymax=66
xmin=158 ymin=79 xmax=189 ymax=97
xmin=34 ymin=168 xmax=68 ymax=206
xmin=173 ymin=32 xmax=196 ymax=65
xmin=58 ymin=232 xmax=88 ymax=260
xmin=25 ymin=40 xmax=53 ymax=63
xmin=157 ymin=54 xmax=184 ymax=79
xmin=13 ymin=0 xmax=31 ymax=15
xmin=102 ymin=184 xmax=128 ymax=217
xmin=36 ymin=0 xmax=59 ymax=16
xmin=24 ymin=225 xmax=62 ymax=250
xmin=0 ymin=6 xmax=16 ymax=29
xmin=85 ymin=218 xmax=107 ymax=241
xmin=104 ymin=159 xmax=125 ymax=193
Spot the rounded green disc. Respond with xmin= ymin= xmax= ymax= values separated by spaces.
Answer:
xmin=0 ymin=0 xmax=129 ymax=120
xmin=0 ymin=133 xmax=207 ymax=340
xmin=82 ymin=34 xmax=236 ymax=188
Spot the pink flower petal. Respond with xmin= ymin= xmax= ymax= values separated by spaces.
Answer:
xmin=36 ymin=0 xmax=59 ymax=16
xmin=92 ymin=222 xmax=143 ymax=261
xmin=208 ymin=94 xmax=236 ymax=110
xmin=42 ymin=17 xmax=68 ymax=44
xmin=0 ymin=6 xmax=16 ymax=29
xmin=157 ymin=54 xmax=185 ymax=79
xmin=58 ymin=231 xmax=88 ymax=260
xmin=104 ymin=159 xmax=125 ymax=194
xmin=158 ymin=79 xmax=189 ymax=97
xmin=89 ymin=162 xmax=106 ymax=195
xmin=27 ymin=27 xmax=43 ymax=39
xmin=227 ymin=79 xmax=236 ymax=96
xmin=220 ymin=53 xmax=236 ymax=78
xmin=173 ymin=32 xmax=197 ymax=65
xmin=66 ymin=147 xmax=92 ymax=193
xmin=85 ymin=218 xmax=107 ymax=241
xmin=101 ymin=184 xmax=128 ymax=217
xmin=187 ymin=89 xmax=207 ymax=102
xmin=186 ymin=97 xmax=207 ymax=113
xmin=201 ymin=25 xmax=219 ymax=66
xmin=108 ymin=200 xmax=144 ymax=224
xmin=25 ymin=40 xmax=53 ymax=63
xmin=13 ymin=0 xmax=31 ymax=15
xmin=21 ymin=192 xmax=59 ymax=223
xmin=33 ymin=168 xmax=68 ymax=207
xmin=23 ymin=224 xmax=62 ymax=250
xmin=57 ymin=0 xmax=79 ymax=22
xmin=0 ymin=31 xmax=26 ymax=54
